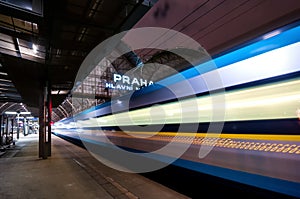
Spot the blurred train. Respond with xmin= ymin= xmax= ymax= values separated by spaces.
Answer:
xmin=52 ymin=21 xmax=300 ymax=198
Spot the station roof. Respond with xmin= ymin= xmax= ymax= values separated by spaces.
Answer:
xmin=0 ymin=0 xmax=154 ymax=116
xmin=0 ymin=0 xmax=300 ymax=118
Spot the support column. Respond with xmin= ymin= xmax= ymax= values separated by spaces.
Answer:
xmin=23 ymin=118 xmax=27 ymax=136
xmin=39 ymin=86 xmax=47 ymax=159
xmin=39 ymin=83 xmax=51 ymax=159
xmin=16 ymin=113 xmax=20 ymax=139
xmin=0 ymin=115 xmax=2 ymax=146
xmin=47 ymin=83 xmax=52 ymax=156
xmin=5 ymin=116 xmax=8 ymax=144
xmin=10 ymin=118 xmax=14 ymax=144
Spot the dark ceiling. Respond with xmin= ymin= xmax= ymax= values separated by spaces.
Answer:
xmin=0 ymin=0 xmax=154 ymax=116
xmin=1 ymin=0 xmax=300 ymax=119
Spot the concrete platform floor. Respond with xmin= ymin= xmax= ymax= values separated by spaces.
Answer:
xmin=0 ymin=134 xmax=189 ymax=199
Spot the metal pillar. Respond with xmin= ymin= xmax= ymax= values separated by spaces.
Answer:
xmin=39 ymin=84 xmax=51 ymax=159
xmin=5 ymin=116 xmax=8 ymax=144
xmin=0 ymin=115 xmax=2 ymax=146
xmin=16 ymin=113 xmax=20 ymax=139
xmin=47 ymin=84 xmax=52 ymax=156
xmin=23 ymin=118 xmax=27 ymax=136
xmin=39 ymin=87 xmax=46 ymax=159
xmin=10 ymin=118 xmax=14 ymax=144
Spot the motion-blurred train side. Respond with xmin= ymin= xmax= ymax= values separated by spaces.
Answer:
xmin=53 ymin=21 xmax=300 ymax=198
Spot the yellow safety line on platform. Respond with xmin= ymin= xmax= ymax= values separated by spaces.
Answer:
xmin=125 ymin=131 xmax=300 ymax=141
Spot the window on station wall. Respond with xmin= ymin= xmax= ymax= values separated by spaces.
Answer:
xmin=0 ymin=14 xmax=39 ymax=34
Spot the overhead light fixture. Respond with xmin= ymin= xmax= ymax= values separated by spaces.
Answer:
xmin=20 ymin=111 xmax=31 ymax=115
xmin=51 ymin=90 xmax=59 ymax=95
xmin=0 ymin=72 xmax=8 ymax=76
xmin=5 ymin=111 xmax=17 ymax=115
xmin=0 ymin=79 xmax=12 ymax=82
xmin=32 ymin=44 xmax=38 ymax=54
xmin=58 ymin=90 xmax=69 ymax=94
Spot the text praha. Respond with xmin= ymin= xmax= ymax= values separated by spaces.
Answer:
xmin=105 ymin=74 xmax=154 ymax=91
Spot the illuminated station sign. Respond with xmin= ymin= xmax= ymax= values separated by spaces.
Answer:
xmin=105 ymin=74 xmax=154 ymax=91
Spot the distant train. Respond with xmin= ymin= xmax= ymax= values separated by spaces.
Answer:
xmin=53 ymin=21 xmax=300 ymax=198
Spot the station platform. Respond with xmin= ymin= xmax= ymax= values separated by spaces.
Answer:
xmin=0 ymin=134 xmax=189 ymax=199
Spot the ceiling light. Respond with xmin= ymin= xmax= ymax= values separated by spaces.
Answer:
xmin=32 ymin=44 xmax=38 ymax=54
xmin=51 ymin=90 xmax=59 ymax=95
xmin=5 ymin=111 xmax=17 ymax=115
xmin=20 ymin=111 xmax=31 ymax=115
xmin=0 ymin=79 xmax=12 ymax=82
xmin=58 ymin=90 xmax=69 ymax=94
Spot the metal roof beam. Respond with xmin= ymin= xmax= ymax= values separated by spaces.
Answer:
xmin=0 ymin=2 xmax=43 ymax=24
